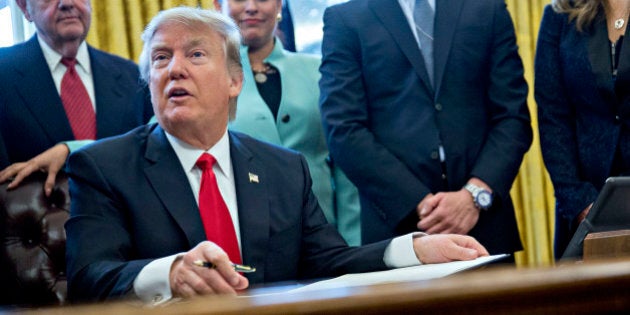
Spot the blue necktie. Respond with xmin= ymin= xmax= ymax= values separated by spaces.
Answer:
xmin=414 ymin=0 xmax=435 ymax=88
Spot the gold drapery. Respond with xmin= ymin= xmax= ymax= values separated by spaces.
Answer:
xmin=87 ymin=0 xmax=556 ymax=267
xmin=506 ymin=0 xmax=555 ymax=267
xmin=86 ymin=0 xmax=218 ymax=62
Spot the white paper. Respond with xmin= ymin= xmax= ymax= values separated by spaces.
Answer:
xmin=289 ymin=254 xmax=509 ymax=293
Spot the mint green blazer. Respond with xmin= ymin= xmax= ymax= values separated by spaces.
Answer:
xmin=229 ymin=40 xmax=361 ymax=245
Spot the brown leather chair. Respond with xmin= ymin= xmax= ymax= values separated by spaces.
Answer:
xmin=0 ymin=172 xmax=69 ymax=307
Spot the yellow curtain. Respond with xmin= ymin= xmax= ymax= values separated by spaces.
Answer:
xmin=505 ymin=0 xmax=556 ymax=267
xmin=86 ymin=0 xmax=218 ymax=62
xmin=87 ymin=0 xmax=558 ymax=267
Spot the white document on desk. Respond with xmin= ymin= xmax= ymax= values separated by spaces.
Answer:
xmin=290 ymin=254 xmax=509 ymax=293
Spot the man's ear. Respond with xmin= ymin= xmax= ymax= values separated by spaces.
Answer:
xmin=15 ymin=0 xmax=32 ymax=22
xmin=229 ymin=71 xmax=243 ymax=98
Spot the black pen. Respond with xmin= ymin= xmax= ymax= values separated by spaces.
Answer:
xmin=192 ymin=260 xmax=256 ymax=273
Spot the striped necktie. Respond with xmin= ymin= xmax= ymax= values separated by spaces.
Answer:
xmin=414 ymin=0 xmax=435 ymax=88
xmin=60 ymin=57 xmax=96 ymax=140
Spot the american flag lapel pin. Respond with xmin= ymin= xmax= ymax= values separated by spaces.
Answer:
xmin=248 ymin=172 xmax=259 ymax=183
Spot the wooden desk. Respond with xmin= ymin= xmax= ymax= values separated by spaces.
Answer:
xmin=13 ymin=259 xmax=630 ymax=315
xmin=584 ymin=230 xmax=630 ymax=261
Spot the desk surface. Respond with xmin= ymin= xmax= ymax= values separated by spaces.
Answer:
xmin=12 ymin=259 xmax=630 ymax=315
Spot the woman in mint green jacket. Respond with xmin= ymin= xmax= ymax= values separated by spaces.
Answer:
xmin=225 ymin=0 xmax=360 ymax=245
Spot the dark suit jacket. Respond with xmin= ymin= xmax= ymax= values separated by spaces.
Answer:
xmin=65 ymin=124 xmax=389 ymax=302
xmin=535 ymin=5 xmax=630 ymax=257
xmin=0 ymin=36 xmax=153 ymax=168
xmin=319 ymin=0 xmax=532 ymax=254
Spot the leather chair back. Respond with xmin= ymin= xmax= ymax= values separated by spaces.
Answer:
xmin=0 ymin=173 xmax=69 ymax=306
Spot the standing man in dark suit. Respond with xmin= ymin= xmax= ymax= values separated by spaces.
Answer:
xmin=319 ymin=0 xmax=532 ymax=255
xmin=65 ymin=7 xmax=488 ymax=304
xmin=0 ymin=0 xmax=152 ymax=192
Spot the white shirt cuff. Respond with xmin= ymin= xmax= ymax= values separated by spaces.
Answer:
xmin=133 ymin=253 xmax=181 ymax=305
xmin=383 ymin=232 xmax=426 ymax=268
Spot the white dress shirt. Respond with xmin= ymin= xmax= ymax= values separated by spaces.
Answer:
xmin=133 ymin=129 xmax=421 ymax=304
xmin=37 ymin=34 xmax=96 ymax=111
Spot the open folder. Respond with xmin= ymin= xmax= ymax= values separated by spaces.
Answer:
xmin=289 ymin=254 xmax=509 ymax=293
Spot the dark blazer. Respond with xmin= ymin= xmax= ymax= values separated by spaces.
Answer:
xmin=0 ymin=36 xmax=153 ymax=168
xmin=535 ymin=5 xmax=630 ymax=257
xmin=65 ymin=124 xmax=389 ymax=302
xmin=319 ymin=0 xmax=532 ymax=254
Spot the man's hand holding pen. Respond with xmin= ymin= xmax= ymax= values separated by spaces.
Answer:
xmin=169 ymin=241 xmax=249 ymax=298
xmin=193 ymin=260 xmax=256 ymax=273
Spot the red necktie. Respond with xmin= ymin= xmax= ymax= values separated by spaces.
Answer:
xmin=196 ymin=153 xmax=242 ymax=264
xmin=60 ymin=57 xmax=96 ymax=140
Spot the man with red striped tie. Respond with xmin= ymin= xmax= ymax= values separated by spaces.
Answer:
xmin=0 ymin=0 xmax=153 ymax=195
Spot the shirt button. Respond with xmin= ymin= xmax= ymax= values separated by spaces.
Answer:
xmin=435 ymin=103 xmax=443 ymax=111
xmin=431 ymin=151 xmax=439 ymax=159
xmin=281 ymin=114 xmax=291 ymax=123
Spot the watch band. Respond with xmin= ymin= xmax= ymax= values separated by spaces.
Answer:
xmin=464 ymin=183 xmax=493 ymax=210
xmin=464 ymin=183 xmax=482 ymax=196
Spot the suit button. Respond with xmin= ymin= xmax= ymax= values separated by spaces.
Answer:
xmin=615 ymin=115 xmax=621 ymax=123
xmin=281 ymin=114 xmax=290 ymax=123
xmin=431 ymin=151 xmax=439 ymax=159
xmin=435 ymin=103 xmax=443 ymax=111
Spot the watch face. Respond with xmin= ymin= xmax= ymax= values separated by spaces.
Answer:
xmin=477 ymin=191 xmax=493 ymax=208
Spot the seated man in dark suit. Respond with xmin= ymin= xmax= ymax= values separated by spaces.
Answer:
xmin=0 ymin=0 xmax=152 ymax=195
xmin=65 ymin=7 xmax=489 ymax=304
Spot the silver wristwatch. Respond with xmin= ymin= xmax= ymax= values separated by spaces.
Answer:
xmin=464 ymin=183 xmax=493 ymax=210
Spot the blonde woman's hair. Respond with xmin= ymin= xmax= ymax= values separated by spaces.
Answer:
xmin=551 ymin=0 xmax=603 ymax=32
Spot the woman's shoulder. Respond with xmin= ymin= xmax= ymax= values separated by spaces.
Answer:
xmin=542 ymin=4 xmax=570 ymax=24
xmin=280 ymin=50 xmax=320 ymax=67
xmin=538 ymin=4 xmax=574 ymax=36
xmin=271 ymin=51 xmax=320 ymax=80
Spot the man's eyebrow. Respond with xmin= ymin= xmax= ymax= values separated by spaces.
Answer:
xmin=184 ymin=38 xmax=210 ymax=51
xmin=150 ymin=42 xmax=170 ymax=53
xmin=149 ymin=38 xmax=212 ymax=55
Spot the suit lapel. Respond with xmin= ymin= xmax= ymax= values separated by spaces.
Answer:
xmin=143 ymin=126 xmax=207 ymax=248
xmin=369 ymin=0 xmax=433 ymax=94
xmin=13 ymin=36 xmax=74 ymax=142
xmin=433 ymin=0 xmax=463 ymax=99
xmin=586 ymin=18 xmax=617 ymax=108
xmin=614 ymin=24 xmax=630 ymax=111
xmin=229 ymin=132 xmax=269 ymax=284
xmin=89 ymin=47 xmax=127 ymax=138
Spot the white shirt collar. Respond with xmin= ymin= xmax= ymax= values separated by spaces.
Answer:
xmin=164 ymin=129 xmax=232 ymax=179
xmin=399 ymin=0 xmax=436 ymax=12
xmin=37 ymin=34 xmax=91 ymax=75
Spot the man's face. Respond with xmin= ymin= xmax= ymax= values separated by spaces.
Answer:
xmin=148 ymin=22 xmax=242 ymax=138
xmin=20 ymin=0 xmax=91 ymax=48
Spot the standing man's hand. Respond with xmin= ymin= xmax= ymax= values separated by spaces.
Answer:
xmin=169 ymin=241 xmax=248 ymax=298
xmin=413 ymin=234 xmax=489 ymax=264
xmin=416 ymin=193 xmax=435 ymax=220
xmin=417 ymin=190 xmax=479 ymax=234
xmin=0 ymin=143 xmax=70 ymax=196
